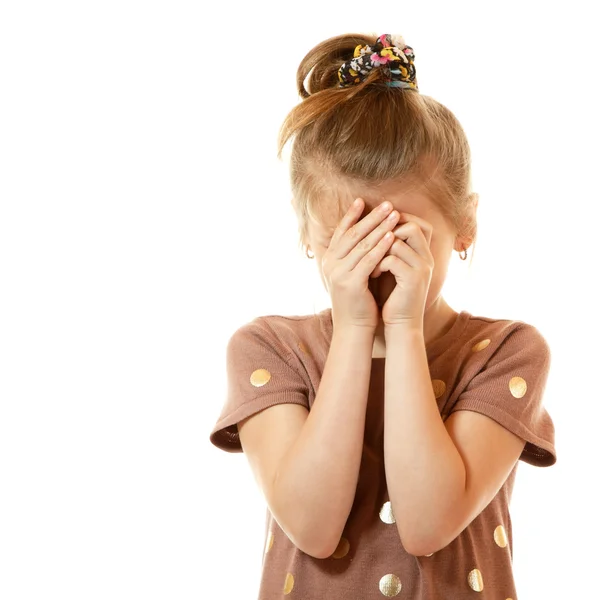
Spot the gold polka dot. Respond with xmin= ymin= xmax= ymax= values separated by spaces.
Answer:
xmin=472 ymin=338 xmax=491 ymax=352
xmin=379 ymin=574 xmax=402 ymax=597
xmin=283 ymin=573 xmax=294 ymax=594
xmin=379 ymin=501 xmax=396 ymax=524
xmin=509 ymin=376 xmax=527 ymax=398
xmin=264 ymin=530 xmax=274 ymax=553
xmin=431 ymin=379 xmax=446 ymax=399
xmin=494 ymin=525 xmax=508 ymax=548
xmin=298 ymin=341 xmax=309 ymax=354
xmin=250 ymin=368 xmax=271 ymax=387
xmin=331 ymin=537 xmax=350 ymax=558
xmin=468 ymin=568 xmax=484 ymax=592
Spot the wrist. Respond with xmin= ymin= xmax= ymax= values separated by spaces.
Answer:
xmin=330 ymin=325 xmax=376 ymax=363
xmin=384 ymin=321 xmax=424 ymax=338
xmin=332 ymin=325 xmax=377 ymax=342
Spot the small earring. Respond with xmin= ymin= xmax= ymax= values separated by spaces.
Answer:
xmin=305 ymin=247 xmax=314 ymax=259
xmin=459 ymin=247 xmax=468 ymax=261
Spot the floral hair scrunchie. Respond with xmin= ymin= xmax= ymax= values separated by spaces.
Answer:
xmin=337 ymin=33 xmax=418 ymax=91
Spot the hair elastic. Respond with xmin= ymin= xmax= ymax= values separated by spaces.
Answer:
xmin=338 ymin=33 xmax=418 ymax=91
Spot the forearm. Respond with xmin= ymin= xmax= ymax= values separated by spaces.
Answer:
xmin=274 ymin=326 xmax=374 ymax=557
xmin=383 ymin=326 xmax=466 ymax=555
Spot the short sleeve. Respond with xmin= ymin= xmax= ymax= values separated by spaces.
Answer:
xmin=209 ymin=319 xmax=310 ymax=453
xmin=449 ymin=323 xmax=556 ymax=467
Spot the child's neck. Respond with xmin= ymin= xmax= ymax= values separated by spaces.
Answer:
xmin=370 ymin=298 xmax=460 ymax=359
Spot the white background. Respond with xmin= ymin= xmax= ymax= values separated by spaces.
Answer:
xmin=1 ymin=1 xmax=598 ymax=599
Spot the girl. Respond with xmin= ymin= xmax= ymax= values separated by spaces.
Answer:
xmin=209 ymin=33 xmax=555 ymax=599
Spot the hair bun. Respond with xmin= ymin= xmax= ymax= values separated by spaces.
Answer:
xmin=295 ymin=34 xmax=371 ymax=98
xmin=338 ymin=33 xmax=418 ymax=91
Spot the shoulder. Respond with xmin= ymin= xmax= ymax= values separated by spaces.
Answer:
xmin=460 ymin=312 xmax=551 ymax=364
xmin=227 ymin=308 xmax=332 ymax=362
xmin=447 ymin=312 xmax=556 ymax=466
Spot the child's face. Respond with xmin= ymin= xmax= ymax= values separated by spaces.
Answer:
xmin=305 ymin=185 xmax=459 ymax=314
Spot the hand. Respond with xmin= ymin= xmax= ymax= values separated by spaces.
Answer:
xmin=322 ymin=197 xmax=401 ymax=331
xmin=370 ymin=212 xmax=434 ymax=328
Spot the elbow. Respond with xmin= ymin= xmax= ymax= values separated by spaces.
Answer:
xmin=283 ymin=518 xmax=342 ymax=559
xmin=402 ymin=537 xmax=439 ymax=558
xmin=293 ymin=528 xmax=341 ymax=560
xmin=270 ymin=481 xmax=346 ymax=559
xmin=305 ymin=544 xmax=336 ymax=560
xmin=397 ymin=524 xmax=448 ymax=558
xmin=394 ymin=500 xmax=465 ymax=557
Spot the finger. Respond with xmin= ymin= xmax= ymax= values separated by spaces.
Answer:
xmin=351 ymin=225 xmax=398 ymax=279
xmin=330 ymin=199 xmax=395 ymax=260
xmin=370 ymin=263 xmax=382 ymax=278
xmin=392 ymin=221 xmax=431 ymax=261
xmin=386 ymin=238 xmax=421 ymax=268
xmin=344 ymin=209 xmax=400 ymax=272
xmin=329 ymin=197 xmax=365 ymax=248
xmin=374 ymin=253 xmax=410 ymax=280
xmin=394 ymin=212 xmax=433 ymax=246
xmin=371 ymin=238 xmax=417 ymax=277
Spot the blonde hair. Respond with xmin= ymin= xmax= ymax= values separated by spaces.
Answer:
xmin=277 ymin=33 xmax=478 ymax=264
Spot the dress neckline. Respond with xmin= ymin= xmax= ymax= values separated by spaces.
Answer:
xmin=320 ymin=308 xmax=471 ymax=363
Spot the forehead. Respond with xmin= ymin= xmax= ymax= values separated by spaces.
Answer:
xmin=308 ymin=181 xmax=435 ymax=233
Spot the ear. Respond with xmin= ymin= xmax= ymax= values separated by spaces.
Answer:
xmin=453 ymin=193 xmax=478 ymax=251
xmin=454 ymin=237 xmax=472 ymax=254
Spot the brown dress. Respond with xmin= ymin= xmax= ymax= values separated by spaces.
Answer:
xmin=209 ymin=308 xmax=556 ymax=599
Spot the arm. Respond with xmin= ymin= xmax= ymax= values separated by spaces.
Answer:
xmin=383 ymin=326 xmax=526 ymax=557
xmin=238 ymin=325 xmax=375 ymax=559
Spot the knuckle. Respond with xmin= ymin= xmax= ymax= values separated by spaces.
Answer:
xmin=419 ymin=261 xmax=433 ymax=274
xmin=329 ymin=268 xmax=345 ymax=285
xmin=356 ymin=237 xmax=371 ymax=252
xmin=334 ymin=276 xmax=350 ymax=290
xmin=346 ymin=226 xmax=359 ymax=240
